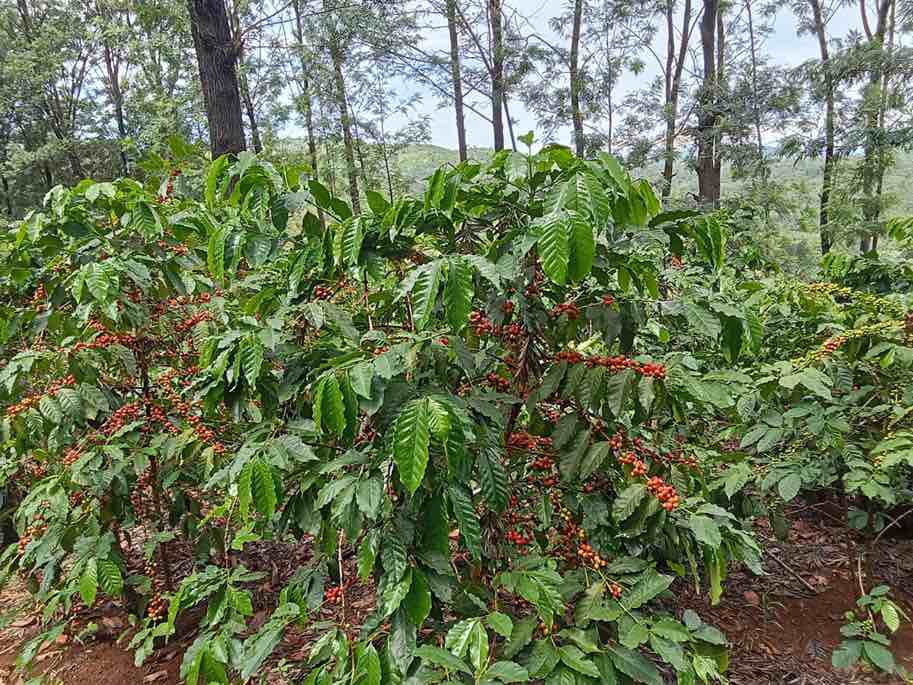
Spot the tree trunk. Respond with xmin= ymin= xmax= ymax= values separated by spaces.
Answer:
xmin=446 ymin=0 xmax=468 ymax=162
xmin=237 ymin=58 xmax=262 ymax=153
xmin=661 ymin=0 xmax=692 ymax=200
xmin=489 ymin=0 xmax=505 ymax=151
xmin=746 ymin=0 xmax=764 ymax=161
xmin=697 ymin=0 xmax=721 ymax=207
xmin=859 ymin=0 xmax=891 ymax=252
xmin=291 ymin=0 xmax=325 ymax=229
xmin=328 ymin=38 xmax=361 ymax=214
xmin=810 ymin=0 xmax=835 ymax=254
xmin=0 ymin=175 xmax=12 ymax=216
xmin=570 ymin=0 xmax=584 ymax=157
xmin=187 ymin=0 xmax=246 ymax=159
xmin=102 ymin=43 xmax=129 ymax=176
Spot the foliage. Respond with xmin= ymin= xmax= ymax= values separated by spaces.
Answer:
xmin=0 ymin=143 xmax=912 ymax=683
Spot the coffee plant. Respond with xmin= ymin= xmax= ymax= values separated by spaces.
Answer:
xmin=0 ymin=145 xmax=911 ymax=683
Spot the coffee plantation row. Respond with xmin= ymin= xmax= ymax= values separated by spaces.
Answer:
xmin=0 ymin=146 xmax=911 ymax=683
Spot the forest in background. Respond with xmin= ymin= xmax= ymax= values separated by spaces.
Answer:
xmin=2 ymin=0 xmax=913 ymax=261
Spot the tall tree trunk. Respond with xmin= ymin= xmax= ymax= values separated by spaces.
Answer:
xmin=237 ymin=59 xmax=262 ymax=153
xmin=872 ymin=0 xmax=895 ymax=253
xmin=859 ymin=0 xmax=891 ymax=252
xmin=446 ymin=0 xmax=468 ymax=161
xmin=745 ymin=0 xmax=763 ymax=161
xmin=570 ymin=0 xmax=584 ymax=157
xmin=489 ymin=0 xmax=505 ymax=151
xmin=810 ymin=0 xmax=835 ymax=254
xmin=328 ymin=37 xmax=361 ymax=214
xmin=291 ymin=0 xmax=325 ymax=229
xmin=102 ymin=44 xmax=129 ymax=176
xmin=697 ymin=0 xmax=721 ymax=206
xmin=187 ymin=0 xmax=246 ymax=158
xmin=662 ymin=0 xmax=692 ymax=200
xmin=0 ymin=175 xmax=12 ymax=216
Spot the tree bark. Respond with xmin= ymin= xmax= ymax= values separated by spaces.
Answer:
xmin=570 ymin=0 xmax=585 ymax=156
xmin=187 ymin=0 xmax=246 ymax=159
xmin=697 ymin=0 xmax=721 ymax=207
xmin=237 ymin=57 xmax=262 ymax=153
xmin=489 ymin=0 xmax=505 ymax=151
xmin=810 ymin=0 xmax=835 ymax=254
xmin=102 ymin=42 xmax=129 ymax=176
xmin=859 ymin=0 xmax=891 ymax=252
xmin=446 ymin=0 xmax=468 ymax=161
xmin=328 ymin=35 xmax=361 ymax=214
xmin=661 ymin=0 xmax=692 ymax=200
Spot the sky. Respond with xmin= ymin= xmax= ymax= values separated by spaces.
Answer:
xmin=380 ymin=0 xmax=861 ymax=151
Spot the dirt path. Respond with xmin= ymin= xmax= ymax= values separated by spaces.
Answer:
xmin=1 ymin=504 xmax=911 ymax=684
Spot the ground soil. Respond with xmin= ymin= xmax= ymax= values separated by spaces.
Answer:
xmin=0 ymin=500 xmax=911 ymax=684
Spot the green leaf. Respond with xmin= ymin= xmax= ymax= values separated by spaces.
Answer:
xmin=503 ymin=617 xmax=536 ymax=658
xmin=382 ymin=568 xmax=414 ymax=617
xmin=319 ymin=375 xmax=346 ymax=437
xmin=607 ymin=645 xmax=662 ymax=685
xmin=358 ymin=532 xmax=379 ymax=580
xmin=537 ymin=212 xmax=569 ymax=285
xmin=449 ymin=485 xmax=481 ymax=560
xmin=651 ymin=618 xmax=690 ymax=642
xmin=486 ymin=660 xmax=530 ymax=683
xmin=526 ymin=639 xmax=560 ymax=678
xmin=623 ymin=569 xmax=673 ymax=610
xmin=241 ymin=337 xmax=264 ymax=388
xmin=649 ymin=634 xmax=686 ymax=671
xmin=579 ymin=442 xmax=611 ymax=480
xmin=613 ymin=483 xmax=647 ymax=522
xmin=354 ymin=643 xmax=382 ymax=685
xmin=411 ymin=261 xmax=443 ymax=331
xmin=863 ymin=640 xmax=895 ymax=672
xmin=882 ymin=604 xmax=900 ymax=633
xmin=445 ymin=618 xmax=479 ymax=658
xmin=777 ymin=473 xmax=802 ymax=502
xmin=486 ymin=612 xmax=513 ymax=638
xmin=208 ymin=228 xmax=227 ymax=281
xmin=689 ymin=515 xmax=722 ymax=548
xmin=98 ymin=560 xmax=123 ymax=597
xmin=415 ymin=645 xmax=472 ymax=675
xmin=338 ymin=218 xmax=364 ymax=266
xmin=80 ymin=558 xmax=98 ymax=607
xmin=393 ymin=398 xmax=432 ymax=495
xmin=444 ymin=257 xmax=474 ymax=331
xmin=832 ymin=640 xmax=862 ymax=669
xmin=567 ymin=212 xmax=595 ymax=283
xmin=251 ymin=459 xmax=277 ymax=519
xmin=206 ymin=155 xmax=230 ymax=208
xmin=559 ymin=645 xmax=600 ymax=677
xmin=39 ymin=395 xmax=63 ymax=424
xmin=404 ymin=570 xmax=432 ymax=626
xmin=479 ymin=449 xmax=509 ymax=512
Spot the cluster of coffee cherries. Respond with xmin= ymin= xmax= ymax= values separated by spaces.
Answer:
xmin=175 ymin=310 xmax=210 ymax=334
xmin=551 ymin=302 xmax=580 ymax=320
xmin=32 ymin=284 xmax=46 ymax=310
xmin=158 ymin=370 xmax=226 ymax=455
xmin=608 ymin=582 xmax=624 ymax=599
xmin=601 ymin=294 xmax=614 ymax=306
xmin=325 ymin=585 xmax=344 ymax=604
xmin=18 ymin=512 xmax=48 ymax=554
xmin=508 ymin=431 xmax=553 ymax=451
xmin=576 ymin=539 xmax=608 ymax=569
xmin=469 ymin=310 xmax=495 ymax=337
xmin=156 ymin=240 xmax=189 ymax=257
xmin=506 ymin=528 xmax=533 ymax=552
xmin=524 ymin=270 xmax=546 ymax=298
xmin=354 ymin=426 xmax=378 ymax=446
xmin=131 ymin=468 xmax=155 ymax=518
xmin=553 ymin=350 xmax=666 ymax=380
xmin=145 ymin=558 xmax=168 ymax=621
xmin=101 ymin=400 xmax=143 ymax=436
xmin=618 ymin=451 xmax=648 ymax=477
xmin=484 ymin=372 xmax=510 ymax=392
xmin=646 ymin=476 xmax=680 ymax=511
xmin=63 ymin=446 xmax=82 ymax=468
xmin=68 ymin=490 xmax=85 ymax=509
xmin=158 ymin=168 xmax=181 ymax=204
xmin=313 ymin=285 xmax=333 ymax=300
xmin=73 ymin=329 xmax=138 ymax=353
xmin=6 ymin=375 xmax=76 ymax=418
